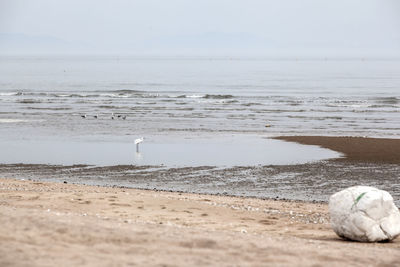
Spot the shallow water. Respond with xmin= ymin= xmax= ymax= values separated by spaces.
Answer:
xmin=0 ymin=136 xmax=341 ymax=167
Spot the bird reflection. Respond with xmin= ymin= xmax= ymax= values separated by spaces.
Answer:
xmin=134 ymin=151 xmax=143 ymax=161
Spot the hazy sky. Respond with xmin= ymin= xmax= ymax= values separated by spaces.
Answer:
xmin=1 ymin=0 xmax=399 ymax=56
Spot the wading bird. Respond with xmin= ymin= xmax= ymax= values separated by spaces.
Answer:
xmin=134 ymin=137 xmax=144 ymax=152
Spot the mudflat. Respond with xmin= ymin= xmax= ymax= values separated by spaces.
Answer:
xmin=0 ymin=178 xmax=399 ymax=266
xmin=274 ymin=136 xmax=400 ymax=164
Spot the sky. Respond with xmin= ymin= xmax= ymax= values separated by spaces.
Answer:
xmin=0 ymin=0 xmax=399 ymax=56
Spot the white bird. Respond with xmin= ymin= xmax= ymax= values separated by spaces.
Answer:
xmin=134 ymin=137 xmax=144 ymax=152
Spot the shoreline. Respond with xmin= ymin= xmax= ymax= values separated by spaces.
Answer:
xmin=0 ymin=136 xmax=399 ymax=205
xmin=1 ymin=178 xmax=400 ymax=266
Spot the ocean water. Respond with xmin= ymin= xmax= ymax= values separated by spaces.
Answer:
xmin=0 ymin=56 xmax=399 ymax=166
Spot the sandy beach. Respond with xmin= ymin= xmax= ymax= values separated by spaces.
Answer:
xmin=0 ymin=177 xmax=399 ymax=266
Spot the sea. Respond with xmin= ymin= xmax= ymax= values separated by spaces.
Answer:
xmin=1 ymin=55 xmax=399 ymax=202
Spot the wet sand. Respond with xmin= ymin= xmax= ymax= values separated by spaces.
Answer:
xmin=1 ymin=178 xmax=399 ymax=266
xmin=275 ymin=136 xmax=400 ymax=164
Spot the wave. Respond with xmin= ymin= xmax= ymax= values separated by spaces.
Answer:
xmin=54 ymin=92 xmax=159 ymax=99
xmin=176 ymin=94 xmax=235 ymax=99
xmin=0 ymin=91 xmax=23 ymax=96
xmin=368 ymin=104 xmax=399 ymax=109
xmin=216 ymin=100 xmax=239 ymax=104
xmin=135 ymin=101 xmax=157 ymax=105
xmin=374 ymin=97 xmax=399 ymax=104
xmin=111 ymin=89 xmax=143 ymax=94
xmin=204 ymin=94 xmax=234 ymax=99
xmin=0 ymin=119 xmax=28 ymax=123
xmin=17 ymin=99 xmax=42 ymax=104
xmin=99 ymin=93 xmax=131 ymax=98
xmin=97 ymin=105 xmax=124 ymax=109
xmin=25 ymin=107 xmax=72 ymax=110
xmin=12 ymin=91 xmax=137 ymax=99
xmin=2 ymin=91 xmax=238 ymax=102
xmin=18 ymin=92 xmax=94 ymax=98
xmin=177 ymin=94 xmax=204 ymax=98
xmin=325 ymin=103 xmax=370 ymax=108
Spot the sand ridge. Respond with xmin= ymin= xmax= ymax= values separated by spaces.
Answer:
xmin=0 ymin=178 xmax=399 ymax=266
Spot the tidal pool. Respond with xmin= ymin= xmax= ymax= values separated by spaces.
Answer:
xmin=0 ymin=136 xmax=342 ymax=167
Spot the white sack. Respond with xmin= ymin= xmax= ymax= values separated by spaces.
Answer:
xmin=329 ymin=186 xmax=400 ymax=242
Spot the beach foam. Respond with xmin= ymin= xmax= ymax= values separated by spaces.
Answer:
xmin=0 ymin=119 xmax=28 ymax=123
